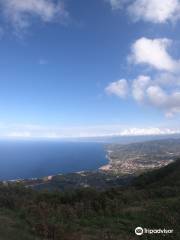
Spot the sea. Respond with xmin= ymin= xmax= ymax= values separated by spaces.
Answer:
xmin=0 ymin=140 xmax=107 ymax=180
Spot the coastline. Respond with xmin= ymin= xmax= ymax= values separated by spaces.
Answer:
xmin=0 ymin=141 xmax=107 ymax=182
xmin=99 ymin=150 xmax=113 ymax=172
xmin=2 ymin=147 xmax=111 ymax=185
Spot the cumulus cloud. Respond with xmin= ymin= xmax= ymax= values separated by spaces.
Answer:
xmin=128 ymin=0 xmax=180 ymax=23
xmin=155 ymin=72 xmax=180 ymax=87
xmin=132 ymin=75 xmax=151 ymax=102
xmin=105 ymin=74 xmax=180 ymax=117
xmin=146 ymin=86 xmax=168 ymax=107
xmin=0 ymin=0 xmax=68 ymax=30
xmin=141 ymin=79 xmax=180 ymax=117
xmin=105 ymin=79 xmax=129 ymax=98
xmin=129 ymin=37 xmax=179 ymax=72
xmin=106 ymin=36 xmax=180 ymax=117
xmin=106 ymin=0 xmax=180 ymax=24
xmin=142 ymin=74 xmax=180 ymax=117
xmin=128 ymin=38 xmax=180 ymax=116
xmin=146 ymin=86 xmax=180 ymax=117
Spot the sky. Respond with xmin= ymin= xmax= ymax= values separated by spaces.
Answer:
xmin=0 ymin=0 xmax=180 ymax=138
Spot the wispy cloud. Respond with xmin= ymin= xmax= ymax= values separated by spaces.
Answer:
xmin=39 ymin=59 xmax=48 ymax=65
xmin=105 ymin=0 xmax=130 ymax=10
xmin=105 ymin=79 xmax=129 ymax=98
xmin=0 ymin=0 xmax=69 ymax=32
xmin=1 ymin=123 xmax=180 ymax=138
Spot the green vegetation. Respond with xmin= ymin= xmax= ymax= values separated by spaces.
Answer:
xmin=0 ymin=159 xmax=180 ymax=239
xmin=31 ymin=171 xmax=132 ymax=191
xmin=107 ymin=139 xmax=180 ymax=174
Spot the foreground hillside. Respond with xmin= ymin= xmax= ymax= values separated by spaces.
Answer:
xmin=0 ymin=159 xmax=180 ymax=239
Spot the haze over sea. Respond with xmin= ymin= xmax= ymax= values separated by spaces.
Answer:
xmin=0 ymin=141 xmax=107 ymax=181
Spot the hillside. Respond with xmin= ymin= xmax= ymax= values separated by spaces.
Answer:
xmin=0 ymin=159 xmax=180 ymax=239
xmin=105 ymin=138 xmax=180 ymax=174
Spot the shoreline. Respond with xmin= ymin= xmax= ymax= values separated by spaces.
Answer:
xmin=2 ymin=145 xmax=110 ymax=183
xmin=99 ymin=150 xmax=113 ymax=172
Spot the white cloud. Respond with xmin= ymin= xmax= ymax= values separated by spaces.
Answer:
xmin=155 ymin=72 xmax=180 ymax=87
xmin=105 ymin=79 xmax=129 ymax=98
xmin=131 ymin=76 xmax=180 ymax=117
xmin=7 ymin=131 xmax=32 ymax=138
xmin=129 ymin=37 xmax=179 ymax=72
xmin=105 ymin=74 xmax=180 ymax=117
xmin=107 ymin=0 xmax=180 ymax=24
xmin=1 ymin=123 xmax=180 ymax=138
xmin=131 ymin=75 xmax=180 ymax=117
xmin=146 ymin=86 xmax=168 ymax=107
xmin=0 ymin=0 xmax=68 ymax=30
xmin=120 ymin=127 xmax=180 ymax=136
xmin=105 ymin=36 xmax=180 ymax=117
xmin=146 ymin=86 xmax=180 ymax=117
xmin=129 ymin=38 xmax=180 ymax=116
xmin=128 ymin=0 xmax=180 ymax=23
xmin=132 ymin=75 xmax=151 ymax=102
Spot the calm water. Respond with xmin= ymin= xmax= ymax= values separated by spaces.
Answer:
xmin=0 ymin=141 xmax=107 ymax=180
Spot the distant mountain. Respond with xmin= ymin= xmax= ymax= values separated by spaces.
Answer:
xmin=69 ymin=134 xmax=180 ymax=144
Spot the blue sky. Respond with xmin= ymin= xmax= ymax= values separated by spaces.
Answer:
xmin=0 ymin=0 xmax=180 ymax=138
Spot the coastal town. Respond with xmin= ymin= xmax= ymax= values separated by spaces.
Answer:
xmin=103 ymin=139 xmax=180 ymax=175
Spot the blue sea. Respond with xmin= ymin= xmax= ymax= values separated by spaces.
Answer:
xmin=0 ymin=141 xmax=107 ymax=180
